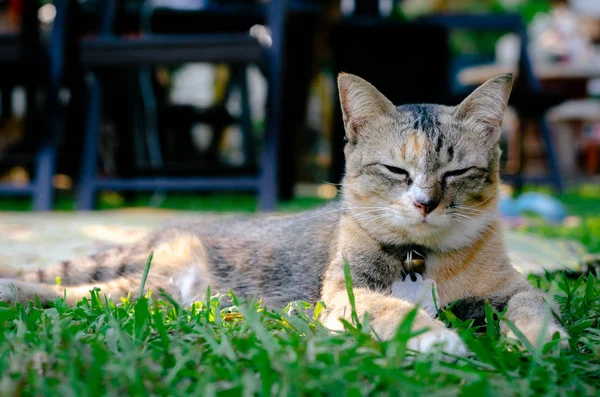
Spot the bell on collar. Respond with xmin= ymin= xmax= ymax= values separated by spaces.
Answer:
xmin=402 ymin=249 xmax=425 ymax=280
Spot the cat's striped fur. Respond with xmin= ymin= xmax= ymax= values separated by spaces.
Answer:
xmin=0 ymin=74 xmax=566 ymax=355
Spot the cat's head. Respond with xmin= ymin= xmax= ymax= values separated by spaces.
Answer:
xmin=338 ymin=73 xmax=513 ymax=250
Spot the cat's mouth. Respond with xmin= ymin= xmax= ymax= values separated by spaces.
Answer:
xmin=382 ymin=207 xmax=453 ymax=234
xmin=415 ymin=219 xmax=434 ymax=228
xmin=403 ymin=213 xmax=450 ymax=230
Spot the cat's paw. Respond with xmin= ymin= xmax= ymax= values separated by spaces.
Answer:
xmin=407 ymin=328 xmax=468 ymax=357
xmin=507 ymin=322 xmax=568 ymax=348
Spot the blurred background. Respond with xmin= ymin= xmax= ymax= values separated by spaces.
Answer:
xmin=0 ymin=0 xmax=599 ymax=213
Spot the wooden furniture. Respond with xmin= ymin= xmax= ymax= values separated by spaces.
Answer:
xmin=548 ymin=99 xmax=600 ymax=175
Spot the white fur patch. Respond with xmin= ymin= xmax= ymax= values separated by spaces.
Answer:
xmin=407 ymin=328 xmax=467 ymax=356
xmin=175 ymin=267 xmax=204 ymax=305
xmin=391 ymin=274 xmax=439 ymax=317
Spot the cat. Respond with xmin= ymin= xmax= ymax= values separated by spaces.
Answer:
xmin=0 ymin=73 xmax=566 ymax=355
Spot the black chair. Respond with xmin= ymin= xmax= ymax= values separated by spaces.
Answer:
xmin=0 ymin=0 xmax=65 ymax=210
xmin=135 ymin=4 xmax=268 ymax=185
xmin=65 ymin=0 xmax=288 ymax=211
xmin=152 ymin=3 xmax=321 ymax=201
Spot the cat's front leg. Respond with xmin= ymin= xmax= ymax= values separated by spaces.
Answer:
xmin=319 ymin=281 xmax=467 ymax=356
xmin=503 ymin=286 xmax=568 ymax=346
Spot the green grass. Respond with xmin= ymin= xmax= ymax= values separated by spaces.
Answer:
xmin=0 ymin=188 xmax=599 ymax=396
xmin=0 ymin=263 xmax=598 ymax=396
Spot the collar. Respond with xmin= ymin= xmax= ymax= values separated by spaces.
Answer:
xmin=380 ymin=243 xmax=428 ymax=280
xmin=344 ymin=214 xmax=428 ymax=279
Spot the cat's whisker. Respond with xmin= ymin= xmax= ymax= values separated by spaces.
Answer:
xmin=349 ymin=209 xmax=393 ymax=222
xmin=452 ymin=214 xmax=502 ymax=238
xmin=356 ymin=212 xmax=393 ymax=233
xmin=452 ymin=213 xmax=486 ymax=223
xmin=319 ymin=181 xmax=344 ymax=187
xmin=387 ymin=232 xmax=406 ymax=248
xmin=296 ymin=208 xmax=347 ymax=223
xmin=364 ymin=214 xmax=397 ymax=236
xmin=342 ymin=216 xmax=385 ymax=240
xmin=452 ymin=217 xmax=480 ymax=231
xmin=454 ymin=212 xmax=494 ymax=223
xmin=470 ymin=225 xmax=501 ymax=240
xmin=468 ymin=193 xmax=497 ymax=208
xmin=318 ymin=208 xmax=391 ymax=230
xmin=451 ymin=213 xmax=484 ymax=225
xmin=298 ymin=206 xmax=390 ymax=223
xmin=452 ymin=206 xmax=487 ymax=214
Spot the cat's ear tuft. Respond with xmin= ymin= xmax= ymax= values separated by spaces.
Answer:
xmin=455 ymin=73 xmax=513 ymax=138
xmin=337 ymin=73 xmax=396 ymax=143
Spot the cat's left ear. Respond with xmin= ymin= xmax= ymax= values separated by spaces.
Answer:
xmin=338 ymin=73 xmax=396 ymax=143
xmin=455 ymin=73 xmax=513 ymax=139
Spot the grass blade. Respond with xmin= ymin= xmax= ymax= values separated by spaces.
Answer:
xmin=343 ymin=258 xmax=361 ymax=328
xmin=138 ymin=252 xmax=154 ymax=300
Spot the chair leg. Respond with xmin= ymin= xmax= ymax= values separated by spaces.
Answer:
xmin=32 ymin=141 xmax=55 ymax=211
xmin=237 ymin=65 xmax=255 ymax=166
xmin=258 ymin=0 xmax=286 ymax=211
xmin=27 ymin=79 xmax=54 ymax=211
xmin=539 ymin=115 xmax=564 ymax=193
xmin=258 ymin=76 xmax=279 ymax=211
xmin=33 ymin=87 xmax=56 ymax=212
xmin=258 ymin=73 xmax=281 ymax=211
xmin=258 ymin=143 xmax=277 ymax=211
xmin=76 ymin=77 xmax=103 ymax=210
xmin=139 ymin=67 xmax=163 ymax=169
xmin=31 ymin=0 xmax=69 ymax=211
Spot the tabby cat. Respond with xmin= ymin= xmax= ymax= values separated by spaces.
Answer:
xmin=0 ymin=73 xmax=566 ymax=355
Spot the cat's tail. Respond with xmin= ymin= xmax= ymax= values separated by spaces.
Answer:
xmin=1 ymin=244 xmax=146 ymax=286
xmin=0 ymin=245 xmax=153 ymax=305
xmin=4 ymin=227 xmax=203 ymax=287
xmin=0 ymin=228 xmax=211 ymax=305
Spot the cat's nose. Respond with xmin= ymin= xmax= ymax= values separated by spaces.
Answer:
xmin=413 ymin=198 xmax=439 ymax=217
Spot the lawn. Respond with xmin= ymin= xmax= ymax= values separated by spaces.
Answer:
xmin=0 ymin=188 xmax=599 ymax=396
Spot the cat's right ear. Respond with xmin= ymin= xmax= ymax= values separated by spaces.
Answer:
xmin=338 ymin=73 xmax=396 ymax=143
xmin=455 ymin=73 xmax=513 ymax=140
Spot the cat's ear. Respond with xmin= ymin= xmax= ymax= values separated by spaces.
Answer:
xmin=338 ymin=73 xmax=396 ymax=143
xmin=455 ymin=73 xmax=513 ymax=138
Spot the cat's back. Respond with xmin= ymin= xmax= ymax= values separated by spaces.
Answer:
xmin=183 ymin=200 xmax=340 ymax=239
xmin=174 ymin=201 xmax=342 ymax=306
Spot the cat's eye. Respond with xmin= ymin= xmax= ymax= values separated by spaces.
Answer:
xmin=442 ymin=167 xmax=474 ymax=180
xmin=383 ymin=165 xmax=409 ymax=176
